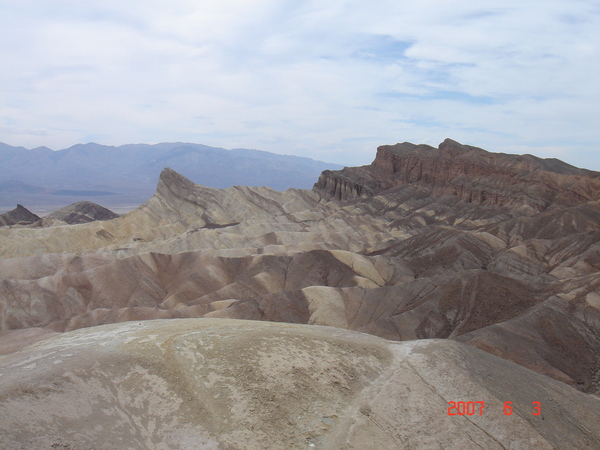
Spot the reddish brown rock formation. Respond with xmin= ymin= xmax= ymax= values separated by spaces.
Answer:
xmin=315 ymin=138 xmax=600 ymax=212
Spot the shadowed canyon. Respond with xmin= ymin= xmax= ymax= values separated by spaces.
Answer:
xmin=1 ymin=139 xmax=600 ymax=448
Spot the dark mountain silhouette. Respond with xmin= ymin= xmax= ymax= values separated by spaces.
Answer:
xmin=0 ymin=204 xmax=40 ymax=226
xmin=31 ymin=201 xmax=119 ymax=227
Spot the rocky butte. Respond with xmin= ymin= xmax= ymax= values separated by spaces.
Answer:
xmin=1 ymin=139 xmax=600 ymax=448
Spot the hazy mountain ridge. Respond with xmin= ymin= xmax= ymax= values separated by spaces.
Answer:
xmin=0 ymin=142 xmax=342 ymax=209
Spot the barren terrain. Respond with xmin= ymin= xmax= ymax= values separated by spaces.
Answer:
xmin=1 ymin=139 xmax=600 ymax=447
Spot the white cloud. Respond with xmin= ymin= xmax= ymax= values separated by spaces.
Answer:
xmin=1 ymin=0 xmax=599 ymax=169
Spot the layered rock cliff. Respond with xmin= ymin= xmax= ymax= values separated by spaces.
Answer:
xmin=314 ymin=138 xmax=600 ymax=213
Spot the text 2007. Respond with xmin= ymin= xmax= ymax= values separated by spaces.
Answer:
xmin=447 ymin=401 xmax=541 ymax=416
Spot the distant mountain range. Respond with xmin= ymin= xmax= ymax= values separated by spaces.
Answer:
xmin=0 ymin=142 xmax=342 ymax=210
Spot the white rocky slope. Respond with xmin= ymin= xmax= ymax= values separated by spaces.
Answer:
xmin=1 ymin=318 xmax=599 ymax=449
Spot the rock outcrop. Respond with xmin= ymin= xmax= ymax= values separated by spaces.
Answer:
xmin=1 ymin=319 xmax=600 ymax=449
xmin=0 ymin=204 xmax=40 ymax=226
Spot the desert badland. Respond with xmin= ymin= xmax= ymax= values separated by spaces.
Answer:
xmin=1 ymin=139 xmax=600 ymax=448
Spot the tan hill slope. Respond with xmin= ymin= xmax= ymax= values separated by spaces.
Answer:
xmin=1 ymin=139 xmax=600 ymax=398
xmin=0 ymin=167 xmax=322 ymax=258
xmin=1 ymin=319 xmax=599 ymax=449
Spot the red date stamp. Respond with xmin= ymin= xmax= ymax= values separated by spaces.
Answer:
xmin=447 ymin=401 xmax=541 ymax=416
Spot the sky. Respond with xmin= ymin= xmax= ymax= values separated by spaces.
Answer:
xmin=1 ymin=0 xmax=599 ymax=168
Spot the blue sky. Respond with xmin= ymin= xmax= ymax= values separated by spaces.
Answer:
xmin=1 ymin=0 xmax=599 ymax=168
